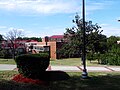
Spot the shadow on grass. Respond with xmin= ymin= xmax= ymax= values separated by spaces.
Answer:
xmin=37 ymin=71 xmax=70 ymax=81
xmin=0 ymin=80 xmax=49 ymax=90
xmin=0 ymin=72 xmax=120 ymax=90
xmin=50 ymin=73 xmax=120 ymax=90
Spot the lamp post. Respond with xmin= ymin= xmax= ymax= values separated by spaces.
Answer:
xmin=81 ymin=0 xmax=88 ymax=79
xmin=73 ymin=0 xmax=88 ymax=79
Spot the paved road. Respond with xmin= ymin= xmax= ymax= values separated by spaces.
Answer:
xmin=0 ymin=64 xmax=120 ymax=72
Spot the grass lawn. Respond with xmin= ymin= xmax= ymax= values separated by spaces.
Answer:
xmin=0 ymin=71 xmax=120 ymax=90
xmin=50 ymin=58 xmax=100 ymax=66
xmin=0 ymin=58 xmax=16 ymax=65
xmin=0 ymin=58 xmax=100 ymax=66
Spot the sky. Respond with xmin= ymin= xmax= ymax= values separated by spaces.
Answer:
xmin=0 ymin=0 xmax=120 ymax=38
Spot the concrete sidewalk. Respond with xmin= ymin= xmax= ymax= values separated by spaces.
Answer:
xmin=47 ymin=66 xmax=120 ymax=72
xmin=0 ymin=64 xmax=120 ymax=72
xmin=0 ymin=64 xmax=16 ymax=71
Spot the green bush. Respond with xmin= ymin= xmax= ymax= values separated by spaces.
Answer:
xmin=87 ymin=53 xmax=94 ymax=61
xmin=107 ymin=53 xmax=120 ymax=65
xmin=106 ymin=45 xmax=120 ymax=65
xmin=15 ymin=53 xmax=50 ymax=79
xmin=0 ymin=50 xmax=12 ymax=59
xmin=100 ymin=52 xmax=120 ymax=66
xmin=0 ymin=50 xmax=4 ymax=58
xmin=99 ymin=54 xmax=108 ymax=64
xmin=87 ymin=52 xmax=98 ymax=61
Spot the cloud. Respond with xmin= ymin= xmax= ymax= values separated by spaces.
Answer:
xmin=0 ymin=0 xmax=79 ymax=14
xmin=24 ymin=30 xmax=37 ymax=37
xmin=8 ymin=27 xmax=24 ymax=32
xmin=87 ymin=3 xmax=104 ymax=11
xmin=117 ymin=17 xmax=120 ymax=22
xmin=0 ymin=27 xmax=25 ymax=36
xmin=0 ymin=0 xmax=113 ymax=15
xmin=102 ymin=26 xmax=120 ymax=37
xmin=23 ymin=26 xmax=65 ymax=38
xmin=0 ymin=26 xmax=7 ymax=29
xmin=0 ymin=23 xmax=59 ymax=38
xmin=100 ymin=24 xmax=109 ymax=27
xmin=39 ymin=26 xmax=65 ymax=37
xmin=0 ymin=26 xmax=7 ymax=35
xmin=85 ymin=0 xmax=114 ymax=16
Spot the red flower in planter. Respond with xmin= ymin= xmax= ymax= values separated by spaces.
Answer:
xmin=12 ymin=74 xmax=49 ymax=85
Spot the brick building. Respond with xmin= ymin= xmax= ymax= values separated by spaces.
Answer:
xmin=1 ymin=35 xmax=65 ymax=60
xmin=1 ymin=40 xmax=38 ymax=56
xmin=32 ymin=41 xmax=64 ymax=60
xmin=31 ymin=35 xmax=65 ymax=60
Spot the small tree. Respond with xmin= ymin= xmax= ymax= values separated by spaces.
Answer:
xmin=4 ymin=29 xmax=24 ymax=59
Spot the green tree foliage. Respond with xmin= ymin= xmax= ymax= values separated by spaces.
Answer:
xmin=87 ymin=31 xmax=107 ymax=53
xmin=59 ymin=14 xmax=107 ymax=59
xmin=22 ymin=37 xmax=42 ymax=42
xmin=107 ymin=36 xmax=119 ymax=49
xmin=100 ymin=36 xmax=120 ymax=65
xmin=0 ymin=34 xmax=3 ymax=41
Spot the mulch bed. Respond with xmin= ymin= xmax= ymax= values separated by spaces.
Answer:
xmin=12 ymin=71 xmax=70 ymax=86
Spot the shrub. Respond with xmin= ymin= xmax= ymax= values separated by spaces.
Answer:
xmin=99 ymin=54 xmax=108 ymax=64
xmin=103 ymin=44 xmax=120 ymax=65
xmin=100 ymin=52 xmax=120 ymax=66
xmin=0 ymin=49 xmax=12 ymax=59
xmin=107 ymin=53 xmax=120 ymax=65
xmin=87 ymin=53 xmax=94 ymax=61
xmin=15 ymin=53 xmax=50 ymax=79
xmin=0 ymin=50 xmax=4 ymax=58
xmin=87 ymin=52 xmax=98 ymax=62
